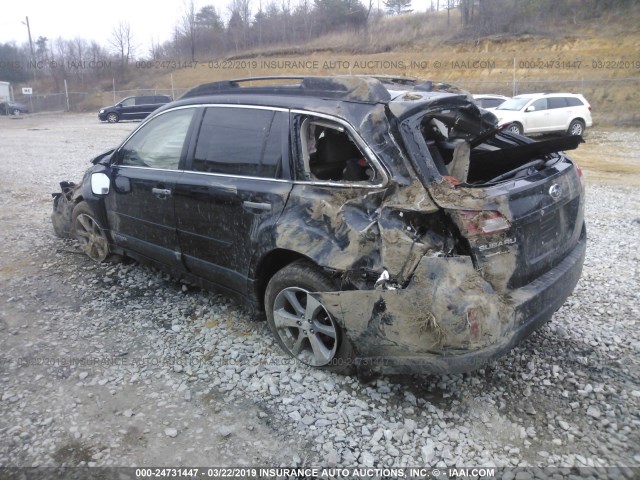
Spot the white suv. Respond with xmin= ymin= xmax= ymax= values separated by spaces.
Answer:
xmin=493 ymin=93 xmax=592 ymax=136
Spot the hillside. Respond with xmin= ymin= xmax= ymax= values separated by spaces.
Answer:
xmin=117 ymin=8 xmax=640 ymax=127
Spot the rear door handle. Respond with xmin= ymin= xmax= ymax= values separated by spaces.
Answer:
xmin=152 ymin=188 xmax=172 ymax=199
xmin=243 ymin=201 xmax=271 ymax=212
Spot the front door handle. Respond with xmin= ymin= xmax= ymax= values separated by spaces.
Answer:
xmin=243 ymin=201 xmax=271 ymax=212
xmin=152 ymin=187 xmax=172 ymax=199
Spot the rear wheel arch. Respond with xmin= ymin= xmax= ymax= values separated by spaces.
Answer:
xmin=264 ymin=259 xmax=354 ymax=373
xmin=567 ymin=118 xmax=585 ymax=136
xmin=252 ymin=249 xmax=316 ymax=310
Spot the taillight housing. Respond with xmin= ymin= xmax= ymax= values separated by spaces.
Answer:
xmin=458 ymin=210 xmax=510 ymax=235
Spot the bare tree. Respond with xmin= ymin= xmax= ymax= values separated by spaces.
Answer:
xmin=182 ymin=0 xmax=198 ymax=62
xmin=227 ymin=0 xmax=251 ymax=51
xmin=109 ymin=21 xmax=135 ymax=66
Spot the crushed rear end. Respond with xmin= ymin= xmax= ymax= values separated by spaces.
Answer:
xmin=314 ymin=93 xmax=586 ymax=374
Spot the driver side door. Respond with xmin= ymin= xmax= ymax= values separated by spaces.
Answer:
xmin=106 ymin=107 xmax=198 ymax=268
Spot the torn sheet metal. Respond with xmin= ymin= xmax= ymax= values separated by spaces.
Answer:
xmin=312 ymin=255 xmax=512 ymax=357
xmin=51 ymin=181 xmax=79 ymax=238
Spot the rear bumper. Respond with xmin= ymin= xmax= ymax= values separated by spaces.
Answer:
xmin=314 ymin=232 xmax=586 ymax=375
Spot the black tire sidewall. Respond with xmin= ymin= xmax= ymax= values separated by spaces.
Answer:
xmin=107 ymin=113 xmax=119 ymax=123
xmin=264 ymin=261 xmax=355 ymax=373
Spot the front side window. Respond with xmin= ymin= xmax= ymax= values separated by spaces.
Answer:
xmin=120 ymin=98 xmax=135 ymax=107
xmin=530 ymin=98 xmax=548 ymax=111
xmin=118 ymin=108 xmax=194 ymax=170
xmin=191 ymin=107 xmax=285 ymax=178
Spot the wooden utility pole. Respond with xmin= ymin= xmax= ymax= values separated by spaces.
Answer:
xmin=23 ymin=16 xmax=36 ymax=81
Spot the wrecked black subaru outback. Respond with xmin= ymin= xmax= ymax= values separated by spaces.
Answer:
xmin=52 ymin=76 xmax=586 ymax=374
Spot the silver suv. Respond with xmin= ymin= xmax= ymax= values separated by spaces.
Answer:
xmin=493 ymin=93 xmax=592 ymax=136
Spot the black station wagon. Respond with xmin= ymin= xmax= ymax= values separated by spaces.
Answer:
xmin=53 ymin=76 xmax=586 ymax=374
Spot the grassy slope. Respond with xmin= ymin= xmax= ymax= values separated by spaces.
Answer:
xmin=141 ymin=8 xmax=639 ymax=127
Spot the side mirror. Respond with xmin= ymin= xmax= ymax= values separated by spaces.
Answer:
xmin=90 ymin=173 xmax=110 ymax=195
xmin=525 ymin=106 xmax=536 ymax=112
xmin=114 ymin=176 xmax=132 ymax=194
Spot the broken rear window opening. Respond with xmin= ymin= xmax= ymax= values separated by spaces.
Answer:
xmin=402 ymin=103 xmax=583 ymax=186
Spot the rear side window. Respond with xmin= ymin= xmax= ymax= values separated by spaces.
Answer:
xmin=191 ymin=107 xmax=285 ymax=178
xmin=479 ymin=98 xmax=503 ymax=108
xmin=294 ymin=115 xmax=378 ymax=184
xmin=135 ymin=96 xmax=155 ymax=105
xmin=566 ymin=97 xmax=584 ymax=107
xmin=548 ymin=97 xmax=568 ymax=109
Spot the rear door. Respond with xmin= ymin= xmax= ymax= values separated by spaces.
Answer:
xmin=134 ymin=96 xmax=158 ymax=119
xmin=524 ymin=98 xmax=550 ymax=133
xmin=547 ymin=97 xmax=570 ymax=131
xmin=174 ymin=105 xmax=292 ymax=294
xmin=107 ymin=107 xmax=197 ymax=267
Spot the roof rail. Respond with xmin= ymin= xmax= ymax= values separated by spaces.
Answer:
xmin=180 ymin=76 xmax=391 ymax=103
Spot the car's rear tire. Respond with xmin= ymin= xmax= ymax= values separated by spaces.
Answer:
xmin=265 ymin=261 xmax=354 ymax=374
xmin=106 ymin=112 xmax=119 ymax=123
xmin=567 ymin=119 xmax=585 ymax=136
xmin=505 ymin=122 xmax=523 ymax=135
xmin=72 ymin=201 xmax=110 ymax=262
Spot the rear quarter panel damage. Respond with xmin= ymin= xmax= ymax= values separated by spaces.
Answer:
xmin=312 ymin=255 xmax=513 ymax=358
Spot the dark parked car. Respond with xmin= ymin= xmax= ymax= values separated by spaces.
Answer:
xmin=98 ymin=95 xmax=172 ymax=123
xmin=53 ymin=76 xmax=586 ymax=374
xmin=0 ymin=101 xmax=29 ymax=115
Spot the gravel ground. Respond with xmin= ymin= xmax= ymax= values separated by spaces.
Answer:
xmin=0 ymin=113 xmax=638 ymax=471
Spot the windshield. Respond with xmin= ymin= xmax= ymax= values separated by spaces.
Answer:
xmin=496 ymin=97 xmax=530 ymax=111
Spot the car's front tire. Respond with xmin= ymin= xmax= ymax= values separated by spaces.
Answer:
xmin=505 ymin=122 xmax=523 ymax=135
xmin=106 ymin=112 xmax=119 ymax=123
xmin=12 ymin=108 xmax=21 ymax=115
xmin=567 ymin=119 xmax=585 ymax=136
xmin=72 ymin=201 xmax=110 ymax=262
xmin=265 ymin=261 xmax=354 ymax=373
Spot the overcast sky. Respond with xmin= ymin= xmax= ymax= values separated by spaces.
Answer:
xmin=0 ymin=1 xmax=426 ymax=53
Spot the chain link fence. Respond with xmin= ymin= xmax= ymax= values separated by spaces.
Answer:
xmin=9 ymin=78 xmax=640 ymax=126
xmin=11 ymin=88 xmax=190 ymax=115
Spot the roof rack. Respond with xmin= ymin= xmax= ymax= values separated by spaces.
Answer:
xmin=180 ymin=76 xmax=392 ymax=103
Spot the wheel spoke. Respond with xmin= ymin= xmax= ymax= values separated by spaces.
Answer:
xmin=312 ymin=321 xmax=336 ymax=339
xmin=284 ymin=290 xmax=305 ymax=316
xmin=75 ymin=228 xmax=90 ymax=240
xmin=77 ymin=215 xmax=92 ymax=233
xmin=290 ymin=334 xmax=306 ymax=355
xmin=304 ymin=294 xmax=323 ymax=322
xmin=308 ymin=334 xmax=333 ymax=364
xmin=273 ymin=308 xmax=303 ymax=329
